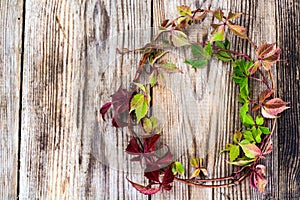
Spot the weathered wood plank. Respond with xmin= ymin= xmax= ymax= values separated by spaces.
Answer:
xmin=152 ymin=0 xmax=278 ymax=199
xmin=17 ymin=0 xmax=299 ymax=199
xmin=276 ymin=0 xmax=300 ymax=199
xmin=20 ymin=0 xmax=151 ymax=199
xmin=0 ymin=0 xmax=23 ymax=199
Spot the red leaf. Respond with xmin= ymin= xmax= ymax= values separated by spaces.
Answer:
xmin=264 ymin=140 xmax=273 ymax=155
xmin=127 ymin=178 xmax=161 ymax=195
xmin=144 ymin=170 xmax=160 ymax=183
xmin=227 ymin=12 xmax=242 ymax=21
xmin=250 ymin=165 xmax=268 ymax=193
xmin=143 ymin=134 xmax=160 ymax=152
xmin=256 ymin=43 xmax=281 ymax=71
xmin=162 ymin=184 xmax=172 ymax=191
xmin=262 ymin=98 xmax=289 ymax=118
xmin=256 ymin=43 xmax=276 ymax=58
xmin=227 ymin=24 xmax=247 ymax=38
xmin=112 ymin=117 xmax=127 ymax=128
xmin=213 ymin=8 xmax=224 ymax=21
xmin=259 ymin=89 xmax=274 ymax=103
xmin=240 ymin=143 xmax=262 ymax=158
xmin=155 ymin=147 xmax=173 ymax=165
xmin=162 ymin=167 xmax=175 ymax=186
xmin=126 ymin=137 xmax=142 ymax=154
xmin=100 ymin=102 xmax=112 ymax=121
xmin=249 ymin=61 xmax=260 ymax=75
xmin=111 ymin=86 xmax=133 ymax=113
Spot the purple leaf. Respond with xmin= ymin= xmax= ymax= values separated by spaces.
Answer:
xmin=144 ymin=170 xmax=160 ymax=183
xmin=127 ymin=178 xmax=161 ymax=195
xmin=144 ymin=134 xmax=160 ymax=152
xmin=126 ymin=137 xmax=142 ymax=154
xmin=162 ymin=167 xmax=175 ymax=186
xmin=100 ymin=102 xmax=112 ymax=121
xmin=112 ymin=117 xmax=127 ymax=128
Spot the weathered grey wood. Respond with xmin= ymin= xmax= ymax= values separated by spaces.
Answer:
xmin=276 ymin=0 xmax=300 ymax=199
xmin=20 ymin=0 xmax=151 ymax=199
xmin=0 ymin=0 xmax=23 ymax=199
xmin=14 ymin=0 xmax=299 ymax=199
xmin=151 ymin=0 xmax=278 ymax=199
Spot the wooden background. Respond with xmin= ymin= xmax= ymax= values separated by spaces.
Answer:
xmin=0 ymin=0 xmax=299 ymax=199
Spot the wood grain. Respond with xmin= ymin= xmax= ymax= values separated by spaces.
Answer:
xmin=276 ymin=0 xmax=300 ymax=199
xmin=151 ymin=0 xmax=278 ymax=199
xmin=0 ymin=0 xmax=297 ymax=199
xmin=0 ymin=0 xmax=23 ymax=199
xmin=20 ymin=0 xmax=151 ymax=199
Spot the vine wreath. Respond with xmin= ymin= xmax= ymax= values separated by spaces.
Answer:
xmin=100 ymin=5 xmax=289 ymax=195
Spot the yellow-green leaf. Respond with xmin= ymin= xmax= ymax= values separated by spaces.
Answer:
xmin=130 ymin=94 xmax=145 ymax=112
xmin=190 ymin=169 xmax=201 ymax=179
xmin=227 ymin=12 xmax=243 ymax=21
xmin=177 ymin=5 xmax=192 ymax=16
xmin=227 ymin=24 xmax=247 ymax=38
xmin=210 ymin=26 xmax=225 ymax=42
xmin=135 ymin=100 xmax=149 ymax=123
xmin=229 ymin=145 xmax=240 ymax=161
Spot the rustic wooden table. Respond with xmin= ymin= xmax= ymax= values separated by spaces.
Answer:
xmin=1 ymin=0 xmax=299 ymax=199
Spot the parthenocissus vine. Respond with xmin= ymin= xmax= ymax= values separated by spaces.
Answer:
xmin=100 ymin=5 xmax=289 ymax=195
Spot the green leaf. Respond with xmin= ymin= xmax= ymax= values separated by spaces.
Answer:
xmin=185 ymin=59 xmax=208 ymax=68
xmin=232 ymin=76 xmax=243 ymax=84
xmin=229 ymin=145 xmax=240 ymax=161
xmin=158 ymin=62 xmax=183 ymax=73
xmin=220 ymin=143 xmax=232 ymax=153
xmin=210 ymin=27 xmax=225 ymax=42
xmin=130 ymin=94 xmax=145 ymax=112
xmin=150 ymin=116 xmax=158 ymax=129
xmin=243 ymin=114 xmax=255 ymax=127
xmin=243 ymin=130 xmax=255 ymax=142
xmin=239 ymin=143 xmax=261 ymax=159
xmin=215 ymin=51 xmax=232 ymax=61
xmin=252 ymin=127 xmax=263 ymax=143
xmin=239 ymin=87 xmax=249 ymax=103
xmin=149 ymin=71 xmax=157 ymax=87
xmin=133 ymin=82 xmax=146 ymax=93
xmin=204 ymin=42 xmax=212 ymax=56
xmin=240 ymin=139 xmax=251 ymax=145
xmin=172 ymin=164 xmax=177 ymax=175
xmin=172 ymin=31 xmax=190 ymax=47
xmin=135 ymin=100 xmax=149 ymax=122
xmin=227 ymin=158 xmax=255 ymax=166
xmin=191 ymin=44 xmax=211 ymax=59
xmin=256 ymin=116 xmax=264 ymax=126
xmin=240 ymin=103 xmax=255 ymax=127
xmin=259 ymin=126 xmax=270 ymax=134
xmin=233 ymin=131 xmax=243 ymax=144
xmin=143 ymin=118 xmax=152 ymax=133
xmin=175 ymin=162 xmax=185 ymax=176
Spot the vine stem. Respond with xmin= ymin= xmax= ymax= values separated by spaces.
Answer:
xmin=246 ymin=37 xmax=257 ymax=49
xmin=249 ymin=76 xmax=270 ymax=89
xmin=214 ymin=47 xmax=252 ymax=60
xmin=174 ymin=170 xmax=250 ymax=188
